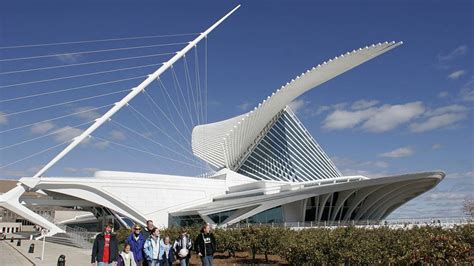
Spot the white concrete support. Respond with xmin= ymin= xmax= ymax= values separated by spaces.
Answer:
xmin=353 ymin=183 xmax=409 ymax=221
xmin=313 ymin=196 xmax=320 ymax=222
xmin=317 ymin=193 xmax=332 ymax=222
xmin=330 ymin=189 xmax=356 ymax=221
xmin=0 ymin=185 xmax=64 ymax=236
xmin=365 ymin=183 xmax=429 ymax=220
xmin=355 ymin=181 xmax=425 ymax=220
xmin=221 ymin=206 xmax=259 ymax=225
xmin=343 ymin=185 xmax=385 ymax=221
xmin=282 ymin=199 xmax=306 ymax=222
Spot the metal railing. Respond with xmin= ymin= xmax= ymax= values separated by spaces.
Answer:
xmin=226 ymin=217 xmax=472 ymax=229
xmin=40 ymin=213 xmax=93 ymax=249
xmin=64 ymin=225 xmax=94 ymax=249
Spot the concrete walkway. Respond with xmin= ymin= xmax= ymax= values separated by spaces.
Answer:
xmin=5 ymin=239 xmax=90 ymax=266
xmin=0 ymin=241 xmax=33 ymax=266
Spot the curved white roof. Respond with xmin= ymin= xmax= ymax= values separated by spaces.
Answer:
xmin=192 ymin=41 xmax=403 ymax=168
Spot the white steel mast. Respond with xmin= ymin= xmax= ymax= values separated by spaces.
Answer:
xmin=33 ymin=5 xmax=241 ymax=177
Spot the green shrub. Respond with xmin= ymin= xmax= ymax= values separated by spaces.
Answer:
xmin=113 ymin=224 xmax=473 ymax=264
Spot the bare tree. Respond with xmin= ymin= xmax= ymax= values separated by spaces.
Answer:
xmin=463 ymin=198 xmax=474 ymax=217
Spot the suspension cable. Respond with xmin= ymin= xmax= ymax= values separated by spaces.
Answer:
xmin=0 ymin=76 xmax=146 ymax=103
xmin=0 ymin=42 xmax=187 ymax=62
xmin=0 ymin=52 xmax=175 ymax=75
xmin=0 ymin=104 xmax=112 ymax=134
xmin=194 ymin=45 xmax=204 ymax=125
xmin=92 ymin=135 xmax=207 ymax=170
xmin=126 ymin=103 xmax=197 ymax=160
xmin=205 ymin=36 xmax=208 ymax=125
xmin=0 ymin=120 xmax=93 ymax=151
xmin=0 ymin=141 xmax=70 ymax=170
xmin=204 ymin=36 xmax=211 ymax=172
xmin=157 ymin=78 xmax=193 ymax=134
xmin=183 ymin=55 xmax=200 ymax=126
xmin=171 ymin=66 xmax=194 ymax=126
xmin=2 ymin=89 xmax=130 ymax=117
xmin=108 ymin=119 xmax=199 ymax=164
xmin=0 ymin=63 xmax=162 ymax=89
xmin=0 ymin=33 xmax=198 ymax=49
xmin=142 ymin=90 xmax=191 ymax=146
xmin=108 ymin=119 xmax=156 ymax=156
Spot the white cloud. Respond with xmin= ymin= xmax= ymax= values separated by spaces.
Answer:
xmin=30 ymin=121 xmax=55 ymax=134
xmin=0 ymin=166 xmax=41 ymax=178
xmin=410 ymin=104 xmax=469 ymax=133
xmin=0 ymin=169 xmax=29 ymax=178
xmin=64 ymin=167 xmax=99 ymax=175
xmin=323 ymin=108 xmax=376 ymax=130
xmin=437 ymin=91 xmax=449 ymax=98
xmin=73 ymin=106 xmax=101 ymax=120
xmin=448 ymin=70 xmax=466 ymax=80
xmin=321 ymin=100 xmax=471 ymax=134
xmin=310 ymin=103 xmax=348 ymax=116
xmin=55 ymin=53 xmax=82 ymax=63
xmin=331 ymin=156 xmax=390 ymax=178
xmin=460 ymin=88 xmax=474 ymax=101
xmin=82 ymin=168 xmax=100 ymax=174
xmin=351 ymin=99 xmax=379 ymax=110
xmin=426 ymin=191 xmax=468 ymax=201
xmin=331 ymin=156 xmax=389 ymax=169
xmin=110 ymin=130 xmax=126 ymax=141
xmin=53 ymin=126 xmax=85 ymax=143
xmin=322 ymin=101 xmax=425 ymax=132
xmin=0 ymin=112 xmax=8 ymax=125
xmin=410 ymin=112 xmax=467 ymax=132
xmin=313 ymin=105 xmax=331 ymax=116
xmin=437 ymin=45 xmax=468 ymax=62
xmin=424 ymin=104 xmax=468 ymax=117
xmin=379 ymin=147 xmax=414 ymax=158
xmin=93 ymin=140 xmax=109 ymax=150
xmin=459 ymin=77 xmax=474 ymax=101
xmin=436 ymin=45 xmax=468 ymax=70
xmin=372 ymin=161 xmax=390 ymax=168
xmin=142 ymin=131 xmax=155 ymax=138
xmin=431 ymin=144 xmax=442 ymax=150
xmin=448 ymin=171 xmax=474 ymax=179
xmin=63 ymin=167 xmax=78 ymax=173
xmin=237 ymin=102 xmax=251 ymax=111
xmin=339 ymin=169 xmax=388 ymax=178
xmin=361 ymin=102 xmax=425 ymax=132
xmin=288 ymin=99 xmax=307 ymax=114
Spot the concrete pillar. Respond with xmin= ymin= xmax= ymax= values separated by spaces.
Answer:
xmin=282 ymin=199 xmax=306 ymax=223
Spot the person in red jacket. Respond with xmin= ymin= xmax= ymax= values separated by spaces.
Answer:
xmin=92 ymin=223 xmax=119 ymax=266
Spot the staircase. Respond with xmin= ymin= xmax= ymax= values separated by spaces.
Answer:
xmin=44 ymin=233 xmax=84 ymax=248
xmin=45 ymin=228 xmax=95 ymax=249
xmin=40 ymin=213 xmax=94 ymax=249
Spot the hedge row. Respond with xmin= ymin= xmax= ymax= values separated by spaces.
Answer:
xmin=116 ymin=224 xmax=473 ymax=264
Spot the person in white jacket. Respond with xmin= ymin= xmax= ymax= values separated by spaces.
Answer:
xmin=143 ymin=228 xmax=161 ymax=266
xmin=117 ymin=243 xmax=137 ymax=266
xmin=173 ymin=228 xmax=192 ymax=266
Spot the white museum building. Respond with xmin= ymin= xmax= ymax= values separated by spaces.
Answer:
xmin=0 ymin=6 xmax=444 ymax=236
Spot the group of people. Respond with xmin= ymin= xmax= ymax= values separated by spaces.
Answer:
xmin=91 ymin=220 xmax=216 ymax=266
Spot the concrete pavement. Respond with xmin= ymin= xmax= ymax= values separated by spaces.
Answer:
xmin=0 ymin=241 xmax=33 ymax=266
xmin=5 ymin=239 xmax=90 ymax=266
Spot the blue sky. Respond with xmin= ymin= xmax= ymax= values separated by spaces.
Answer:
xmin=0 ymin=0 xmax=472 ymax=218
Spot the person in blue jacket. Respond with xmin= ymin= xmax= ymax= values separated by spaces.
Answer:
xmin=126 ymin=224 xmax=146 ymax=265
xmin=143 ymin=227 xmax=161 ymax=266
